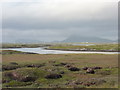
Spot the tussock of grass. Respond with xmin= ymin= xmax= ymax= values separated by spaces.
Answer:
xmin=2 ymin=53 xmax=118 ymax=88
xmin=2 ymin=61 xmax=118 ymax=88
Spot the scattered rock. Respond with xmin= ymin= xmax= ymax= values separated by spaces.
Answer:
xmin=45 ymin=74 xmax=62 ymax=79
xmin=86 ymin=68 xmax=95 ymax=74
xmin=68 ymin=67 xmax=80 ymax=71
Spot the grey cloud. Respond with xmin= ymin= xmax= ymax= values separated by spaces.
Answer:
xmin=3 ymin=17 xmax=117 ymax=30
xmin=2 ymin=1 xmax=118 ymax=42
xmin=2 ymin=2 xmax=117 ymax=30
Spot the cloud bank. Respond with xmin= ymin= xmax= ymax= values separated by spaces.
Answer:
xmin=2 ymin=0 xmax=118 ymax=42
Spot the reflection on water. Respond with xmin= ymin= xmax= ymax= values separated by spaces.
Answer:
xmin=2 ymin=47 xmax=119 ymax=54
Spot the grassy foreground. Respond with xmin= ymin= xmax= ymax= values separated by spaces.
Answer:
xmin=2 ymin=50 xmax=118 ymax=88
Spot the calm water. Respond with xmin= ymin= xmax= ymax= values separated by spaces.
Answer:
xmin=2 ymin=47 xmax=119 ymax=54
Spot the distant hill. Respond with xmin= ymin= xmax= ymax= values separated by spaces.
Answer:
xmin=62 ymin=35 xmax=116 ymax=43
xmin=2 ymin=36 xmax=116 ymax=44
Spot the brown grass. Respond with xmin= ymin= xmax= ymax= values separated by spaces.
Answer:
xmin=2 ymin=54 xmax=118 ymax=67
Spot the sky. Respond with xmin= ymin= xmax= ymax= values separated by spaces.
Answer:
xmin=1 ymin=0 xmax=118 ymax=43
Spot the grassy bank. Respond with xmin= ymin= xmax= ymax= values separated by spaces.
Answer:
xmin=48 ymin=44 xmax=119 ymax=52
xmin=2 ymin=51 xmax=118 ymax=88
xmin=1 ymin=50 xmax=37 ymax=55
xmin=2 ymin=43 xmax=52 ymax=48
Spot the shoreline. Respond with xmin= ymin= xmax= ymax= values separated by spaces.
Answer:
xmin=45 ymin=48 xmax=119 ymax=52
xmin=1 ymin=47 xmax=119 ymax=53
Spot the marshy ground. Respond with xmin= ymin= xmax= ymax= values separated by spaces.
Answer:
xmin=2 ymin=50 xmax=118 ymax=88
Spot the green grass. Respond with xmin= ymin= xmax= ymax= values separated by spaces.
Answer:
xmin=2 ymin=56 xmax=118 ymax=88
xmin=2 ymin=43 xmax=52 ymax=48
xmin=1 ymin=50 xmax=28 ymax=54
xmin=48 ymin=44 xmax=119 ymax=51
xmin=3 ymin=81 xmax=32 ymax=87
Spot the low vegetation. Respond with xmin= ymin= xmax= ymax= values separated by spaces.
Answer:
xmin=48 ymin=44 xmax=119 ymax=52
xmin=2 ymin=43 xmax=52 ymax=48
xmin=1 ymin=50 xmax=37 ymax=55
xmin=2 ymin=51 xmax=118 ymax=88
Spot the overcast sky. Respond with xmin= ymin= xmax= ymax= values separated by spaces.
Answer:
xmin=1 ymin=0 xmax=118 ymax=42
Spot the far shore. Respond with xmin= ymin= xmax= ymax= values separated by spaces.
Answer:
xmin=44 ymin=48 xmax=119 ymax=52
xmin=1 ymin=43 xmax=119 ymax=52
xmin=1 ymin=47 xmax=119 ymax=53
